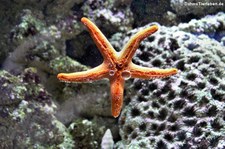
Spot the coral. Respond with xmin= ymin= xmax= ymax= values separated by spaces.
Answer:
xmin=0 ymin=69 xmax=74 ymax=148
xmin=113 ymin=14 xmax=225 ymax=148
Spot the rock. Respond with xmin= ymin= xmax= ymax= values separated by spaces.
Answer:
xmin=66 ymin=0 xmax=134 ymax=67
xmin=55 ymin=79 xmax=111 ymax=123
xmin=81 ymin=0 xmax=133 ymax=33
xmin=0 ymin=69 xmax=74 ymax=148
xmin=69 ymin=119 xmax=105 ymax=149
xmin=130 ymin=0 xmax=172 ymax=26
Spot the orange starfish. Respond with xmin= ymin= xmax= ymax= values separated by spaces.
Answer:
xmin=57 ymin=17 xmax=178 ymax=118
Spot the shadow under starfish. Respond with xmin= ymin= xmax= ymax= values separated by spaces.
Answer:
xmin=57 ymin=17 xmax=178 ymax=118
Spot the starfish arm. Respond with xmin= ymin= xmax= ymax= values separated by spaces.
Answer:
xmin=81 ymin=17 xmax=117 ymax=63
xmin=57 ymin=64 xmax=109 ymax=83
xmin=129 ymin=63 xmax=178 ymax=79
xmin=119 ymin=25 xmax=158 ymax=64
xmin=110 ymin=75 xmax=124 ymax=118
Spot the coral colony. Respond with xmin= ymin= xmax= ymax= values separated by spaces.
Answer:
xmin=57 ymin=17 xmax=178 ymax=117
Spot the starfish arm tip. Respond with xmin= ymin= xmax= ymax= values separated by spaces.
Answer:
xmin=171 ymin=68 xmax=178 ymax=74
xmin=129 ymin=64 xmax=179 ymax=79
xmin=112 ymin=105 xmax=121 ymax=118
xmin=57 ymin=73 xmax=63 ymax=79
xmin=57 ymin=73 xmax=68 ymax=82
xmin=147 ymin=24 xmax=159 ymax=34
xmin=81 ymin=17 xmax=88 ymax=22
xmin=112 ymin=114 xmax=119 ymax=118
xmin=110 ymin=76 xmax=124 ymax=118
xmin=111 ymin=95 xmax=123 ymax=118
xmin=151 ymin=24 xmax=159 ymax=30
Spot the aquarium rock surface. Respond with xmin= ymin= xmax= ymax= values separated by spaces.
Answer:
xmin=0 ymin=68 xmax=74 ymax=148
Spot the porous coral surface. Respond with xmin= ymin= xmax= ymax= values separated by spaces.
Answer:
xmin=115 ymin=15 xmax=225 ymax=149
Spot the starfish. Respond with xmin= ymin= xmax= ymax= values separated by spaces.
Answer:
xmin=57 ymin=17 xmax=178 ymax=118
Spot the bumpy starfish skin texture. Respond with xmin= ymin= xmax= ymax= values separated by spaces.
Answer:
xmin=57 ymin=17 xmax=178 ymax=118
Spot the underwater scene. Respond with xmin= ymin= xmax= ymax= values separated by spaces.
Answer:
xmin=0 ymin=0 xmax=225 ymax=149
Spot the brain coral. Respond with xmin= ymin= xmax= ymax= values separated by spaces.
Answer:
xmin=114 ymin=14 xmax=225 ymax=149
